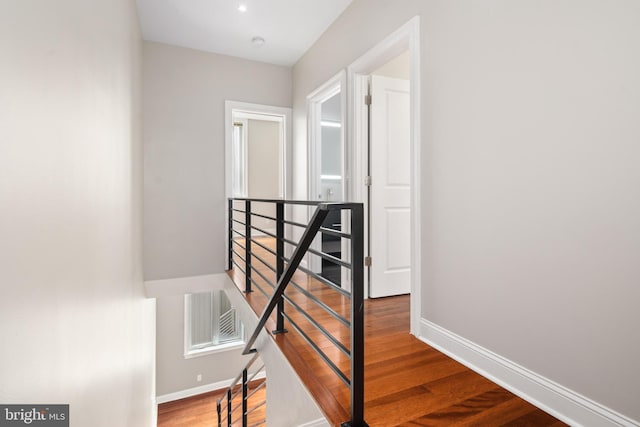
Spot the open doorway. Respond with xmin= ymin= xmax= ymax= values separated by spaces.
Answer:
xmin=348 ymin=17 xmax=421 ymax=334
xmin=368 ymin=52 xmax=411 ymax=298
xmin=224 ymin=101 xmax=292 ymax=266
xmin=307 ymin=72 xmax=347 ymax=287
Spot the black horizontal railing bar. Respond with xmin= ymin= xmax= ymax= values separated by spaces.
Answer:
xmin=230 ymin=197 xmax=322 ymax=206
xmin=307 ymin=247 xmax=351 ymax=268
xmin=249 ymin=269 xmax=276 ymax=292
xmin=249 ymin=237 xmax=278 ymax=257
xmin=274 ymin=236 xmax=351 ymax=268
xmin=282 ymin=294 xmax=350 ymax=357
xmin=282 ymin=218 xmax=307 ymax=228
xmin=282 ymin=311 xmax=350 ymax=387
xmin=231 ymin=249 xmax=248 ymax=265
xmin=249 ymin=211 xmax=277 ymax=222
xmin=250 ymin=252 xmax=277 ymax=274
xmin=242 ymin=207 xmax=329 ymax=355
xmin=289 ymin=262 xmax=351 ymax=298
xmin=231 ymin=208 xmax=246 ymax=214
xmin=279 ymin=235 xmax=350 ymax=268
xmin=249 ymin=267 xmax=276 ymax=291
xmin=231 ymin=229 xmax=246 ymax=238
xmin=281 ymin=236 xmax=300 ymax=249
xmin=232 ymin=239 xmax=246 ymax=251
xmin=250 ymin=225 xmax=277 ymax=239
xmin=230 ymin=198 xmax=364 ymax=212
xmin=319 ymin=226 xmax=351 ymax=239
xmin=285 ymin=278 xmax=350 ymax=328
xmin=232 ymin=218 xmax=246 ymax=227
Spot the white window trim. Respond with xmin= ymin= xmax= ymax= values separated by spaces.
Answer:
xmin=184 ymin=291 xmax=245 ymax=359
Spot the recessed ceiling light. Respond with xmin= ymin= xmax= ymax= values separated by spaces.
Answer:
xmin=238 ymin=4 xmax=247 ymax=12
xmin=251 ymin=36 xmax=265 ymax=47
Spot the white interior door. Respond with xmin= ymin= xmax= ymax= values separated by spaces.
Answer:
xmin=369 ymin=75 xmax=411 ymax=298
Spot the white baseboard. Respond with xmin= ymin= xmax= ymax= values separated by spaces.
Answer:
xmin=419 ymin=319 xmax=639 ymax=427
xmin=156 ymin=371 xmax=266 ymax=404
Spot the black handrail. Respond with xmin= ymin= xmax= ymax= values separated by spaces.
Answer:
xmin=227 ymin=198 xmax=367 ymax=427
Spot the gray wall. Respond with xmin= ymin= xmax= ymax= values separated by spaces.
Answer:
xmin=143 ymin=42 xmax=292 ymax=280
xmin=293 ymin=0 xmax=640 ymax=421
xmin=0 ymin=1 xmax=155 ymax=426
xmin=153 ymin=279 xmax=252 ymax=396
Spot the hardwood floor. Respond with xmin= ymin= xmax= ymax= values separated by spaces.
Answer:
xmin=158 ymin=380 xmax=266 ymax=427
xmin=228 ymin=236 xmax=567 ymax=427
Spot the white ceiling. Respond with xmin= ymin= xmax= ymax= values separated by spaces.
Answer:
xmin=135 ymin=0 xmax=353 ymax=66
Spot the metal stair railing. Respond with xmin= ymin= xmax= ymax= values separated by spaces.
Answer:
xmin=226 ymin=198 xmax=367 ymax=427
xmin=217 ymin=352 xmax=266 ymax=427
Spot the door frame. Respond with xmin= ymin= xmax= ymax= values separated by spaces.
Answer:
xmin=224 ymin=101 xmax=293 ymax=269
xmin=307 ymin=70 xmax=347 ymax=204
xmin=347 ymin=16 xmax=422 ymax=335
xmin=306 ymin=71 xmax=347 ymax=276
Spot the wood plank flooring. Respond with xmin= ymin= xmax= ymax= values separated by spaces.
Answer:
xmin=228 ymin=236 xmax=566 ymax=426
xmin=158 ymin=379 xmax=266 ymax=427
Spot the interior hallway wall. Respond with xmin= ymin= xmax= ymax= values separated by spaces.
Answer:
xmin=0 ymin=1 xmax=155 ymax=425
xmin=143 ymin=41 xmax=292 ymax=280
xmin=292 ymin=0 xmax=640 ymax=422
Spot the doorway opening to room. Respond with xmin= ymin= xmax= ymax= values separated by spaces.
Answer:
xmin=224 ymin=101 xmax=292 ymax=268
xmin=348 ymin=17 xmax=421 ymax=334
xmin=307 ymin=72 xmax=347 ymax=289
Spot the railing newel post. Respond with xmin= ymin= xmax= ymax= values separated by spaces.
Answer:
xmin=242 ymin=368 xmax=248 ymax=427
xmin=273 ymin=201 xmax=287 ymax=334
xmin=245 ymin=200 xmax=252 ymax=293
xmin=349 ymin=204 xmax=367 ymax=427
xmin=227 ymin=389 xmax=232 ymax=427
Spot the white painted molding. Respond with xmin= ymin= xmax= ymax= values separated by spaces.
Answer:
xmin=156 ymin=371 xmax=266 ymax=404
xmin=419 ymin=319 xmax=639 ymax=427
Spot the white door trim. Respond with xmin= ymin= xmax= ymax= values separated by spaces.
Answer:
xmin=347 ymin=16 xmax=421 ymax=335
xmin=306 ymin=72 xmax=347 ymax=276
xmin=306 ymin=70 xmax=347 ymax=204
